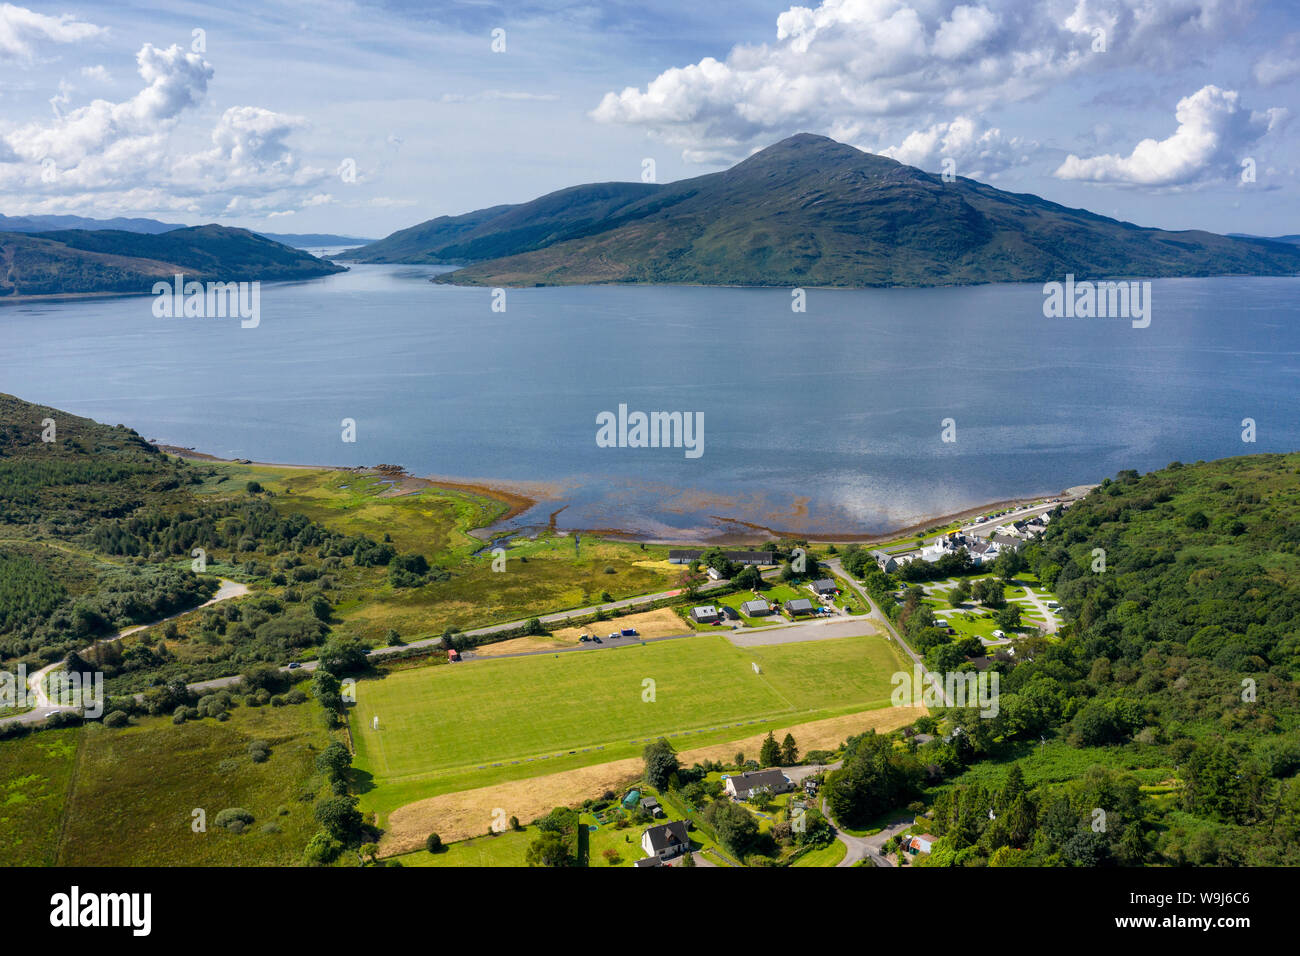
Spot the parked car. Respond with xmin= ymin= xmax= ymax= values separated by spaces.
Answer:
xmin=579 ymin=635 xmax=590 ymax=642
xmin=287 ymin=662 xmax=301 ymax=669
xmin=607 ymin=632 xmax=620 ymax=640
xmin=592 ymin=636 xmax=602 ymax=643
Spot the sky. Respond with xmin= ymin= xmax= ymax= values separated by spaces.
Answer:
xmin=0 ymin=0 xmax=1297 ymax=239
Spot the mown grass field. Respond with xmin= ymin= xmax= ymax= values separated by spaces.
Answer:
xmin=56 ymin=699 xmax=336 ymax=866
xmin=351 ymin=632 xmax=908 ymax=814
xmin=0 ymin=729 xmax=79 ymax=866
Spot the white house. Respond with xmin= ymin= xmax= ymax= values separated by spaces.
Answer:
xmin=724 ymin=769 xmax=793 ymax=801
xmin=641 ymin=821 xmax=689 ymax=861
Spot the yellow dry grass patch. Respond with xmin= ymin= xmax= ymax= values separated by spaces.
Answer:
xmin=470 ymin=633 xmax=573 ymax=657
xmin=380 ymin=703 xmax=925 ymax=855
xmin=551 ymin=607 xmax=689 ymax=642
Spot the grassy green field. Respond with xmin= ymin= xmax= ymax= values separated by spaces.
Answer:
xmin=791 ymin=839 xmax=848 ymax=867
xmin=396 ymin=827 xmax=536 ymax=867
xmin=352 ymin=633 xmax=907 ymax=814
xmin=0 ymin=729 xmax=79 ymax=866
xmin=56 ymin=699 xmax=336 ymax=866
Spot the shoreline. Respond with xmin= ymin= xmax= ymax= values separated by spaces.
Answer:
xmin=154 ymin=442 xmax=1086 ymax=546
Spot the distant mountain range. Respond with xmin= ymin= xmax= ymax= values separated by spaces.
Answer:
xmin=345 ymin=133 xmax=1300 ymax=288
xmin=0 ymin=225 xmax=345 ymax=299
xmin=0 ymin=214 xmax=372 ymax=249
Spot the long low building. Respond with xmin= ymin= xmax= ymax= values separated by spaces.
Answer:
xmin=725 ymin=769 xmax=794 ymax=800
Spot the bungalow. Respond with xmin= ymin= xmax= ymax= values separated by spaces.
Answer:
xmin=641 ymin=820 xmax=690 ymax=861
xmin=810 ymin=578 xmax=838 ymax=596
xmin=705 ymin=566 xmax=724 ymax=581
xmin=991 ymin=533 xmax=1023 ymax=551
xmin=785 ymin=598 xmax=816 ymax=617
xmin=691 ymin=606 xmax=720 ymax=624
xmin=725 ymin=769 xmax=794 ymax=800
xmin=740 ymin=598 xmax=773 ymax=617
xmin=634 ymin=857 xmax=663 ymax=868
xmin=906 ymin=833 xmax=938 ymax=854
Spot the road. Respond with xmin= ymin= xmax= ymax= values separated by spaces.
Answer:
xmin=826 ymin=558 xmax=951 ymax=707
xmin=0 ymin=579 xmax=249 ymax=727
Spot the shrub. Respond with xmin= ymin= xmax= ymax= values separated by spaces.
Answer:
xmin=102 ymin=711 xmax=129 ymax=728
xmin=214 ymin=807 xmax=255 ymax=831
xmin=426 ymin=832 xmax=443 ymax=853
xmin=248 ymin=740 xmax=271 ymax=763
xmin=303 ymin=829 xmax=342 ymax=865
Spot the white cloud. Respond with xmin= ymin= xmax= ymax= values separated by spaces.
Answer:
xmin=80 ymin=64 xmax=111 ymax=84
xmin=0 ymin=42 xmax=330 ymax=220
xmin=1253 ymin=33 xmax=1300 ymax=87
xmin=591 ymin=0 xmax=1246 ymax=163
xmin=1054 ymin=85 xmax=1281 ymax=186
xmin=0 ymin=3 xmax=103 ymax=63
xmin=878 ymin=115 xmax=1034 ymax=178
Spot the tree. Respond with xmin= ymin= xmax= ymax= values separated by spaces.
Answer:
xmin=994 ymin=604 xmax=1022 ymax=631
xmin=643 ymin=737 xmax=680 ymax=790
xmin=425 ymin=833 xmax=443 ymax=853
xmin=733 ymin=565 xmax=762 ymax=590
xmin=314 ymin=794 xmax=362 ymax=841
xmin=317 ymin=637 xmax=368 ymax=676
xmin=316 ymin=741 xmax=352 ymax=781
xmin=311 ymin=670 xmax=343 ymax=711
xmin=525 ymin=830 xmax=573 ymax=867
xmin=759 ymin=731 xmax=781 ymax=767
xmin=780 ymin=733 xmax=799 ymax=765
xmin=823 ymin=731 xmax=923 ymax=828
xmin=703 ymin=799 xmax=759 ymax=858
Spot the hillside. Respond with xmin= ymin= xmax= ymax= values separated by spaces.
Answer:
xmin=350 ymin=133 xmax=1300 ymax=287
xmin=0 ymin=225 xmax=346 ymax=298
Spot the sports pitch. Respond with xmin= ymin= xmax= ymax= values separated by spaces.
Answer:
xmin=350 ymin=633 xmax=907 ymax=793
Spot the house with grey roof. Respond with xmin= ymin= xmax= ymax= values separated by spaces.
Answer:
xmin=724 ymin=769 xmax=794 ymax=801
xmin=740 ymin=598 xmax=772 ymax=616
xmin=641 ymin=820 xmax=690 ymax=861
xmin=785 ymin=598 xmax=815 ymax=617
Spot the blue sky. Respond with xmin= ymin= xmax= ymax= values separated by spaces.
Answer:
xmin=1 ymin=0 xmax=1297 ymax=238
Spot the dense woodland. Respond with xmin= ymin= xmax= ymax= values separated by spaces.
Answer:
xmin=828 ymin=454 xmax=1300 ymax=865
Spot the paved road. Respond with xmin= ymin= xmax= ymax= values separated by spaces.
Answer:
xmin=826 ymin=558 xmax=951 ymax=707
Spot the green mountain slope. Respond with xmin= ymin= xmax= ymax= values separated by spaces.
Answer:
xmin=353 ymin=133 xmax=1300 ymax=287
xmin=0 ymin=225 xmax=345 ymax=298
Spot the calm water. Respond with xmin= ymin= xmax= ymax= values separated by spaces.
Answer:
xmin=2 ymin=263 xmax=1298 ymax=539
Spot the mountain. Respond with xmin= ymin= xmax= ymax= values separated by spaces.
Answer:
xmin=348 ymin=133 xmax=1300 ymax=287
xmin=0 ymin=213 xmax=372 ymax=250
xmin=0 ymin=213 xmax=186 ymax=234
xmin=260 ymin=233 xmax=376 ymax=248
xmin=1229 ymin=233 xmax=1300 ymax=245
xmin=0 ymin=225 xmax=345 ymax=298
